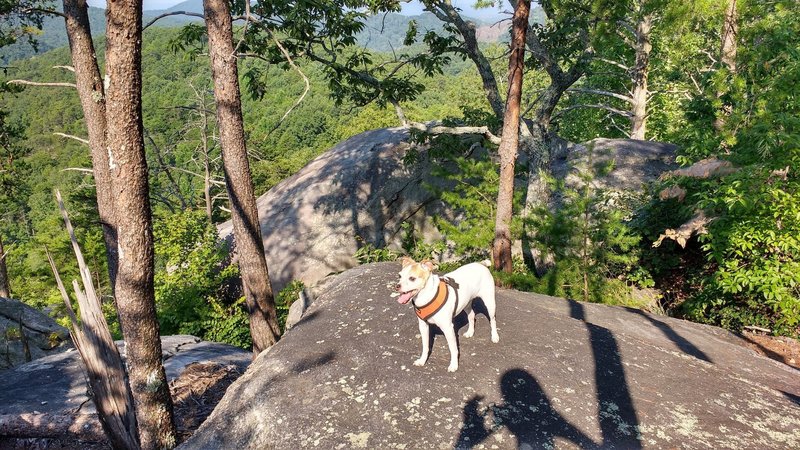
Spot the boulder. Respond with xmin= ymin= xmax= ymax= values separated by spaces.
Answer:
xmin=182 ymin=262 xmax=800 ymax=449
xmin=218 ymin=127 xmax=451 ymax=294
xmin=0 ymin=297 xmax=71 ymax=370
xmin=219 ymin=129 xmax=679 ymax=294
xmin=0 ymin=335 xmax=251 ymax=445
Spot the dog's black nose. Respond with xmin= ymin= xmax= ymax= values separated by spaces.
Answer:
xmin=395 ymin=283 xmax=401 ymax=291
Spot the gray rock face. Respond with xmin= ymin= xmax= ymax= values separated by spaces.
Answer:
xmin=218 ymin=127 xmax=451 ymax=294
xmin=182 ymin=262 xmax=800 ymax=449
xmin=0 ymin=297 xmax=71 ymax=370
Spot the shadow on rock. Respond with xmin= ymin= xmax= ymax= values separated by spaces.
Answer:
xmin=455 ymin=369 xmax=596 ymax=449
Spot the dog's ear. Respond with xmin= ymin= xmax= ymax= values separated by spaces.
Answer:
xmin=399 ymin=256 xmax=416 ymax=267
xmin=420 ymin=260 xmax=437 ymax=271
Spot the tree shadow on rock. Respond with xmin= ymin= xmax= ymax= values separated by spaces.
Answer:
xmin=628 ymin=308 xmax=711 ymax=363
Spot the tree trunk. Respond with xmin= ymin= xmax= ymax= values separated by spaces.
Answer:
xmin=426 ymin=1 xmax=504 ymax=119
xmin=105 ymin=2 xmax=177 ymax=449
xmin=204 ymin=0 xmax=281 ymax=355
xmin=0 ymin=234 xmax=10 ymax=298
xmin=492 ymin=0 xmax=531 ymax=273
xmin=62 ymin=0 xmax=118 ymax=292
xmin=714 ymin=0 xmax=737 ymax=132
xmin=630 ymin=14 xmax=652 ymax=140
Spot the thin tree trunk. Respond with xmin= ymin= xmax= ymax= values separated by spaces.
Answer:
xmin=62 ymin=0 xmax=118 ymax=292
xmin=426 ymin=1 xmax=504 ymax=118
xmin=492 ymin=0 xmax=531 ymax=273
xmin=204 ymin=0 xmax=281 ymax=354
xmin=630 ymin=14 xmax=652 ymax=140
xmin=714 ymin=0 xmax=737 ymax=132
xmin=105 ymin=2 xmax=176 ymax=448
xmin=0 ymin=235 xmax=10 ymax=298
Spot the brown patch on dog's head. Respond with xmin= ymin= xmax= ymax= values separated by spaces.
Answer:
xmin=400 ymin=256 xmax=416 ymax=268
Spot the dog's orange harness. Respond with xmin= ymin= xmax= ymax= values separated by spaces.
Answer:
xmin=415 ymin=277 xmax=459 ymax=321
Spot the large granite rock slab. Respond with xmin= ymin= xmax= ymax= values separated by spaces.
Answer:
xmin=0 ymin=297 xmax=71 ymax=370
xmin=183 ymin=262 xmax=800 ymax=449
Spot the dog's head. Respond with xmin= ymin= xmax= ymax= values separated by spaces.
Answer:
xmin=395 ymin=257 xmax=436 ymax=305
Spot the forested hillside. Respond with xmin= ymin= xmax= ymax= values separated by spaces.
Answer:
xmin=0 ymin=24 xmax=491 ymax=340
xmin=2 ymin=0 xmax=798 ymax=351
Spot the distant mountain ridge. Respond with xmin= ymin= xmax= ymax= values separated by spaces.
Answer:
xmin=1 ymin=0 xmax=543 ymax=63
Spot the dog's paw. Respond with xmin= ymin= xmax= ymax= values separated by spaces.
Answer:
xmin=463 ymin=329 xmax=474 ymax=338
xmin=413 ymin=358 xmax=426 ymax=366
xmin=447 ymin=363 xmax=458 ymax=372
xmin=491 ymin=332 xmax=500 ymax=343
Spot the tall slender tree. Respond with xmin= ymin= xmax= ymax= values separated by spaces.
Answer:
xmin=204 ymin=0 xmax=281 ymax=354
xmin=0 ymin=236 xmax=9 ymax=298
xmin=714 ymin=0 xmax=737 ymax=132
xmin=62 ymin=0 xmax=118 ymax=291
xmin=104 ymin=1 xmax=177 ymax=448
xmin=492 ymin=0 xmax=531 ymax=273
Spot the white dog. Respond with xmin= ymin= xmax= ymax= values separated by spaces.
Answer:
xmin=394 ymin=257 xmax=499 ymax=372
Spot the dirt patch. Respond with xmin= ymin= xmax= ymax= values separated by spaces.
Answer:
xmin=741 ymin=331 xmax=800 ymax=371
xmin=172 ymin=362 xmax=244 ymax=443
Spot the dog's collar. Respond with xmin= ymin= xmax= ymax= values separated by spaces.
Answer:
xmin=414 ymin=277 xmax=459 ymax=320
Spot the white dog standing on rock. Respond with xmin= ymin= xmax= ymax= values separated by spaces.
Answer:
xmin=394 ymin=257 xmax=499 ymax=372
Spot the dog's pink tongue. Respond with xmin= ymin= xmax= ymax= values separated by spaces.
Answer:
xmin=397 ymin=291 xmax=414 ymax=305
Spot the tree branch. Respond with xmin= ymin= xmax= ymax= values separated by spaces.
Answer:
xmin=53 ymin=132 xmax=89 ymax=145
xmin=60 ymin=167 xmax=94 ymax=174
xmin=6 ymin=80 xmax=76 ymax=89
xmin=142 ymin=11 xmax=204 ymax=30
xmin=406 ymin=121 xmax=501 ymax=145
xmin=568 ymin=87 xmax=634 ymax=104
xmin=553 ymin=103 xmax=634 ymax=119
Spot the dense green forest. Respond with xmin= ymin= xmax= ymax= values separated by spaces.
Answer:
xmin=1 ymin=0 xmax=798 ymax=349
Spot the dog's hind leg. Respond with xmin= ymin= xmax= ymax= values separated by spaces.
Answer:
xmin=463 ymin=304 xmax=476 ymax=338
xmin=483 ymin=285 xmax=500 ymax=343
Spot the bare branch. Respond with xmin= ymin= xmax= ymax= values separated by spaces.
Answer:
xmin=568 ymin=87 xmax=634 ymax=104
xmin=53 ymin=65 xmax=75 ymax=73
xmin=168 ymin=166 xmax=227 ymax=186
xmin=552 ymin=103 xmax=634 ymax=119
xmin=406 ymin=121 xmax=501 ymax=145
xmin=595 ymin=58 xmax=630 ymax=72
xmin=53 ymin=132 xmax=89 ymax=145
xmin=22 ymin=7 xmax=65 ymax=18
xmin=61 ymin=167 xmax=94 ymax=174
xmin=261 ymin=27 xmax=311 ymax=136
xmin=6 ymin=80 xmax=76 ymax=89
xmin=143 ymin=11 xmax=204 ymax=30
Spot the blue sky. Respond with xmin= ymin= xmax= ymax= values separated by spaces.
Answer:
xmin=86 ymin=0 xmax=511 ymax=20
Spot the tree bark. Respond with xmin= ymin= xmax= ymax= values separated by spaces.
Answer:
xmin=714 ymin=0 xmax=737 ymax=132
xmin=62 ymin=0 xmax=118 ymax=292
xmin=630 ymin=14 xmax=652 ymax=140
xmin=204 ymin=0 xmax=281 ymax=355
xmin=0 ymin=234 xmax=10 ymax=298
xmin=105 ymin=2 xmax=177 ymax=449
xmin=492 ymin=0 xmax=531 ymax=273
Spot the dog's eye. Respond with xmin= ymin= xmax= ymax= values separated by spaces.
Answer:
xmin=409 ymin=276 xmax=416 ymax=282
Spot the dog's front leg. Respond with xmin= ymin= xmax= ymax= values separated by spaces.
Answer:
xmin=413 ymin=319 xmax=430 ymax=366
xmin=440 ymin=322 xmax=459 ymax=372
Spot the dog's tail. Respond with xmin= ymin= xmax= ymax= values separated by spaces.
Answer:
xmin=480 ymin=259 xmax=491 ymax=268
